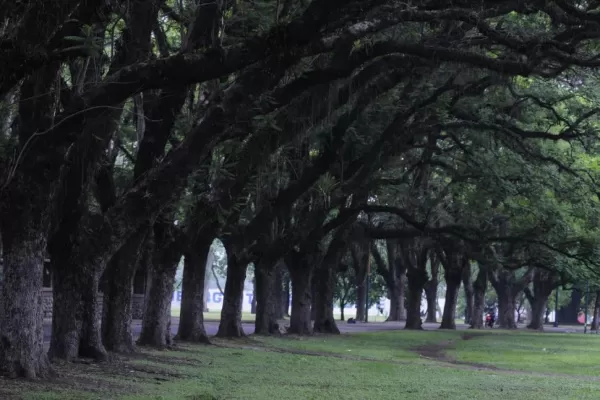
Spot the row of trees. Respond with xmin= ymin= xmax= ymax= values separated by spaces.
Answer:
xmin=2 ymin=0 xmax=600 ymax=380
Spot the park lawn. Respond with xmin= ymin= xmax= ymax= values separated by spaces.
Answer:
xmin=260 ymin=329 xmax=600 ymax=377
xmin=3 ymin=331 xmax=600 ymax=400
xmin=449 ymin=330 xmax=600 ymax=376
xmin=254 ymin=330 xmax=460 ymax=362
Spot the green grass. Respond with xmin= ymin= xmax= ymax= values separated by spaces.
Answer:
xmin=4 ymin=330 xmax=600 ymax=399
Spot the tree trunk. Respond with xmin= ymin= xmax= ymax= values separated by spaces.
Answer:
xmin=176 ymin=238 xmax=211 ymax=343
xmin=340 ymin=300 xmax=346 ymax=321
xmin=137 ymin=258 xmax=179 ymax=348
xmin=386 ymin=273 xmax=406 ymax=321
xmin=591 ymin=291 xmax=600 ymax=331
xmin=254 ymin=261 xmax=279 ymax=335
xmin=527 ymin=295 xmax=547 ymax=331
xmin=274 ymin=262 xmax=284 ymax=320
xmin=424 ymin=260 xmax=439 ymax=323
xmin=462 ymin=265 xmax=473 ymax=325
xmin=385 ymin=240 xmax=407 ymax=321
xmin=313 ymin=263 xmax=340 ymax=334
xmin=49 ymin=262 xmax=106 ymax=361
xmin=101 ymin=229 xmax=147 ymax=353
xmin=287 ymin=256 xmax=312 ymax=335
xmin=310 ymin=276 xmax=317 ymax=321
xmin=558 ymin=289 xmax=582 ymax=325
xmin=250 ymin=277 xmax=257 ymax=314
xmin=0 ymin=233 xmax=51 ymax=378
xmin=440 ymin=273 xmax=461 ymax=329
xmin=138 ymin=225 xmax=181 ymax=348
xmin=216 ymin=249 xmax=247 ymax=338
xmin=405 ymin=269 xmax=427 ymax=330
xmin=355 ymin=282 xmax=366 ymax=321
xmin=282 ymin=269 xmax=291 ymax=317
xmin=525 ymin=269 xmax=559 ymax=331
xmin=496 ymin=288 xmax=518 ymax=329
xmin=470 ymin=263 xmax=487 ymax=329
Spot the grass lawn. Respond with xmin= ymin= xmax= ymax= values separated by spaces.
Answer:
xmin=4 ymin=330 xmax=600 ymax=399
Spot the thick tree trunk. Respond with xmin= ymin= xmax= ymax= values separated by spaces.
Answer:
xmin=177 ymin=238 xmax=211 ymax=343
xmin=385 ymin=240 xmax=407 ymax=321
xmin=591 ymin=291 xmax=600 ymax=331
xmin=424 ymin=260 xmax=439 ymax=323
xmin=526 ymin=269 xmax=558 ymax=331
xmin=273 ymin=262 xmax=283 ymax=319
xmin=217 ymin=249 xmax=247 ymax=338
xmin=355 ymin=282 xmax=366 ymax=321
xmin=405 ymin=269 xmax=427 ymax=330
xmin=310 ymin=276 xmax=318 ymax=321
xmin=288 ymin=260 xmax=313 ymax=335
xmin=440 ymin=273 xmax=461 ymax=330
xmin=313 ymin=263 xmax=340 ymax=334
xmin=425 ymin=290 xmax=437 ymax=323
xmin=101 ymin=229 xmax=147 ymax=353
xmin=0 ymin=234 xmax=51 ymax=378
xmin=138 ymin=224 xmax=181 ymax=348
xmin=254 ymin=261 xmax=279 ymax=335
xmin=137 ymin=257 xmax=179 ymax=348
xmin=281 ymin=269 xmax=291 ymax=317
xmin=527 ymin=296 xmax=547 ymax=331
xmin=340 ymin=301 xmax=346 ymax=321
xmin=496 ymin=288 xmax=518 ymax=329
xmin=470 ymin=263 xmax=487 ymax=329
xmin=558 ymin=290 xmax=582 ymax=325
xmin=251 ymin=277 xmax=257 ymax=314
xmin=462 ymin=265 xmax=473 ymax=325
xmin=386 ymin=273 xmax=407 ymax=321
xmin=50 ymin=262 xmax=106 ymax=361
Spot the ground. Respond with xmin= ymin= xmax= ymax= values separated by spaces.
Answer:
xmin=6 ymin=328 xmax=600 ymax=399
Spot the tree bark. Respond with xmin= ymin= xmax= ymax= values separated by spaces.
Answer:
xmin=251 ymin=277 xmax=257 ymax=314
xmin=527 ymin=295 xmax=547 ymax=331
xmin=462 ymin=264 xmax=473 ymax=325
xmin=254 ymin=260 xmax=279 ymax=335
xmin=385 ymin=240 xmax=407 ymax=321
xmin=101 ymin=229 xmax=147 ymax=353
xmin=496 ymin=287 xmax=518 ymax=329
xmin=137 ymin=223 xmax=182 ymax=348
xmin=440 ymin=272 xmax=461 ymax=330
xmin=558 ymin=289 xmax=582 ymax=325
xmin=310 ymin=276 xmax=318 ymax=321
xmin=405 ymin=269 xmax=427 ymax=330
xmin=490 ymin=268 xmax=533 ymax=329
xmin=216 ymin=246 xmax=247 ymax=338
xmin=281 ymin=267 xmax=291 ymax=317
xmin=591 ymin=291 xmax=600 ymax=331
xmin=176 ymin=237 xmax=211 ymax=343
xmin=0 ymin=232 xmax=51 ymax=378
xmin=313 ymin=263 xmax=340 ymax=334
xmin=0 ymin=62 xmax=60 ymax=377
xmin=49 ymin=260 xmax=106 ymax=361
xmin=274 ymin=261 xmax=285 ymax=319
xmin=470 ymin=263 xmax=487 ymax=329
xmin=525 ymin=269 xmax=558 ymax=331
xmin=355 ymin=282 xmax=367 ymax=321
xmin=287 ymin=252 xmax=313 ymax=335
xmin=424 ymin=259 xmax=439 ymax=323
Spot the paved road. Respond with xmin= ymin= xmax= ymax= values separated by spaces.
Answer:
xmin=42 ymin=319 xmax=593 ymax=343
